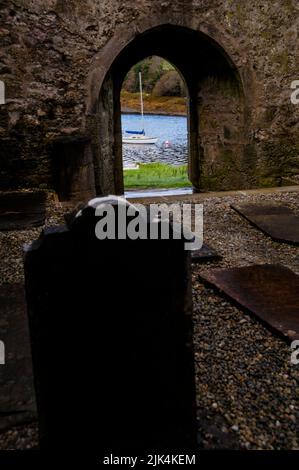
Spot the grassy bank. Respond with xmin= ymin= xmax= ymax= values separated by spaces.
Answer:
xmin=121 ymin=91 xmax=187 ymax=116
xmin=124 ymin=163 xmax=191 ymax=189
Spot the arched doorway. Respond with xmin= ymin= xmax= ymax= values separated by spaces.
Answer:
xmin=87 ymin=24 xmax=248 ymax=196
xmin=121 ymin=56 xmax=189 ymax=192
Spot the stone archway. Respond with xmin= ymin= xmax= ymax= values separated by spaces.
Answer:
xmin=87 ymin=23 xmax=250 ymax=196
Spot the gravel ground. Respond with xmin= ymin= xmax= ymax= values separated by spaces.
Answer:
xmin=190 ymin=189 xmax=299 ymax=450
xmin=0 ymin=188 xmax=298 ymax=449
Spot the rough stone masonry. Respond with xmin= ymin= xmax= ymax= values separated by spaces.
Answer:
xmin=1 ymin=0 xmax=299 ymax=198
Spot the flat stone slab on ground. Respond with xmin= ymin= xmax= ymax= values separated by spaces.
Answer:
xmin=191 ymin=244 xmax=221 ymax=263
xmin=0 ymin=283 xmax=36 ymax=431
xmin=199 ymin=264 xmax=299 ymax=341
xmin=231 ymin=203 xmax=299 ymax=244
xmin=0 ymin=192 xmax=46 ymax=231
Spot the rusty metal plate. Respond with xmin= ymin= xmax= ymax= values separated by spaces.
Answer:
xmin=0 ymin=191 xmax=46 ymax=231
xmin=191 ymin=244 xmax=221 ymax=263
xmin=231 ymin=203 xmax=299 ymax=244
xmin=199 ymin=264 xmax=299 ymax=341
xmin=0 ymin=283 xmax=36 ymax=430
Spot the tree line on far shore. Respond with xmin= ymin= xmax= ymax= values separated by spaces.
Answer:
xmin=122 ymin=56 xmax=186 ymax=98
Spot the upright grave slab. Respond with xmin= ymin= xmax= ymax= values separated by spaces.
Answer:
xmin=24 ymin=197 xmax=197 ymax=453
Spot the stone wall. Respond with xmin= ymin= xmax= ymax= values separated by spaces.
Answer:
xmin=1 ymin=0 xmax=299 ymax=196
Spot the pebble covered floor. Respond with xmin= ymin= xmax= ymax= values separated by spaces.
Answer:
xmin=0 ymin=189 xmax=298 ymax=450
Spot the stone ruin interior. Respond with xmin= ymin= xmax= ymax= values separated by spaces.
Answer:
xmin=0 ymin=0 xmax=299 ymax=464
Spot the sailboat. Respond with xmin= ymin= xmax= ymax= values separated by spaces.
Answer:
xmin=123 ymin=72 xmax=158 ymax=145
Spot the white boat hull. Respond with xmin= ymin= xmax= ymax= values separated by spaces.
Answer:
xmin=123 ymin=136 xmax=158 ymax=145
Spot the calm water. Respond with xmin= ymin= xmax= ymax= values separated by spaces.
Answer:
xmin=121 ymin=114 xmax=187 ymax=168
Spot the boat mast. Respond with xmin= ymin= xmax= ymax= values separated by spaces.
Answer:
xmin=139 ymin=72 xmax=144 ymax=134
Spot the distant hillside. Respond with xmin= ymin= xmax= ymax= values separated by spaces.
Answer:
xmin=122 ymin=56 xmax=186 ymax=97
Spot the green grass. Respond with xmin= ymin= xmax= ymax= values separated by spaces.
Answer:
xmin=124 ymin=163 xmax=191 ymax=189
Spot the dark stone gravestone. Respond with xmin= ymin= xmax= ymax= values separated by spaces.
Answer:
xmin=0 ymin=191 xmax=46 ymax=231
xmin=231 ymin=203 xmax=299 ymax=245
xmin=24 ymin=197 xmax=197 ymax=454
xmin=191 ymin=244 xmax=221 ymax=263
xmin=200 ymin=264 xmax=299 ymax=342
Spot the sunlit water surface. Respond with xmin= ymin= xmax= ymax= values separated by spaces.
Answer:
xmin=122 ymin=114 xmax=188 ymax=168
